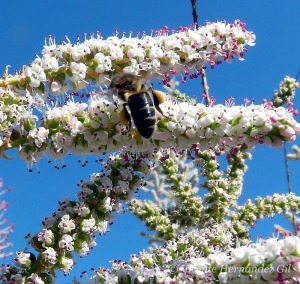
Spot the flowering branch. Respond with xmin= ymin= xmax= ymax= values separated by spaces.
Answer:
xmin=0 ymin=20 xmax=255 ymax=95
xmin=129 ymin=151 xmax=203 ymax=243
xmin=193 ymin=146 xmax=251 ymax=242
xmin=75 ymin=226 xmax=300 ymax=283
xmin=0 ymin=152 xmax=154 ymax=282
xmin=134 ymin=151 xmax=199 ymax=246
xmin=0 ymin=88 xmax=299 ymax=165
xmin=0 ymin=15 xmax=299 ymax=283
xmin=129 ymin=147 xmax=250 ymax=246
xmin=232 ymin=193 xmax=300 ymax=227
xmin=272 ymin=76 xmax=300 ymax=109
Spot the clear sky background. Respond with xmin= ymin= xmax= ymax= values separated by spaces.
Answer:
xmin=0 ymin=1 xmax=299 ymax=283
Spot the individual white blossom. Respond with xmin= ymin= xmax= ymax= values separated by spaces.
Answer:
xmin=74 ymin=202 xmax=90 ymax=217
xmin=24 ymin=64 xmax=46 ymax=88
xmin=76 ymin=240 xmax=96 ymax=256
xmin=58 ymin=214 xmax=76 ymax=233
xmin=50 ymin=79 xmax=70 ymax=95
xmin=40 ymin=54 xmax=59 ymax=72
xmin=27 ymin=273 xmax=45 ymax=284
xmin=59 ymin=256 xmax=74 ymax=274
xmin=58 ymin=234 xmax=74 ymax=251
xmin=102 ymin=197 xmax=113 ymax=213
xmin=37 ymin=229 xmax=55 ymax=246
xmin=81 ymin=218 xmax=96 ymax=233
xmin=41 ymin=247 xmax=57 ymax=265
xmin=70 ymin=43 xmax=91 ymax=61
xmin=69 ymin=62 xmax=87 ymax=82
xmin=28 ymin=127 xmax=49 ymax=148
xmin=14 ymin=252 xmax=33 ymax=268
xmin=94 ymin=53 xmax=112 ymax=73
xmin=96 ymin=220 xmax=108 ymax=235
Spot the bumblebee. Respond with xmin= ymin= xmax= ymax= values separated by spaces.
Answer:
xmin=110 ymin=73 xmax=165 ymax=139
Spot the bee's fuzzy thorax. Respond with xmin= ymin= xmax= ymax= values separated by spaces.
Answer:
xmin=109 ymin=74 xmax=166 ymax=139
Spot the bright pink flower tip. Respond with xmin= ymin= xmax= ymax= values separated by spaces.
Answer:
xmin=290 ymin=259 xmax=298 ymax=266
xmin=280 ymin=251 xmax=285 ymax=257
xmin=270 ymin=117 xmax=277 ymax=123
xmin=244 ymin=98 xmax=250 ymax=105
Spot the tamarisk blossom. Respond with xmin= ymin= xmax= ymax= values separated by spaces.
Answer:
xmin=0 ymin=178 xmax=13 ymax=259
xmin=2 ymin=140 xmax=300 ymax=282
xmin=0 ymin=152 xmax=153 ymax=282
xmin=0 ymin=20 xmax=255 ymax=95
xmin=0 ymin=17 xmax=299 ymax=283
xmin=74 ymin=224 xmax=300 ymax=283
xmin=0 ymin=89 xmax=299 ymax=164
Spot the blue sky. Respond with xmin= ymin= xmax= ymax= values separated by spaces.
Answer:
xmin=0 ymin=0 xmax=300 ymax=282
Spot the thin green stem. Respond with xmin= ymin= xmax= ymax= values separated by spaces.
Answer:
xmin=0 ymin=77 xmax=22 ymax=87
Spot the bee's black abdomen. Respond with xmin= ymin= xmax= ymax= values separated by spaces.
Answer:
xmin=128 ymin=92 xmax=156 ymax=139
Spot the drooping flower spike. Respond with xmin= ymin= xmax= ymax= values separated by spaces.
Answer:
xmin=0 ymin=20 xmax=255 ymax=96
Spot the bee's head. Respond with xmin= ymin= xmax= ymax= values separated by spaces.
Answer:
xmin=110 ymin=74 xmax=142 ymax=93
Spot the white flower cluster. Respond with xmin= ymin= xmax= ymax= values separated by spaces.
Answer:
xmin=10 ymin=93 xmax=299 ymax=163
xmin=0 ymin=152 xmax=153 ymax=282
xmin=5 ymin=20 xmax=255 ymax=95
xmin=83 ymin=232 xmax=300 ymax=284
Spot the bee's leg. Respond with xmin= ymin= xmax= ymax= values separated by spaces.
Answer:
xmin=152 ymin=89 xmax=166 ymax=116
xmin=119 ymin=103 xmax=132 ymax=134
xmin=114 ymin=102 xmax=118 ymax=111
xmin=112 ymin=91 xmax=125 ymax=111
xmin=112 ymin=93 xmax=119 ymax=111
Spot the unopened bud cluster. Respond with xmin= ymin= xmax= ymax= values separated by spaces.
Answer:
xmin=273 ymin=76 xmax=300 ymax=108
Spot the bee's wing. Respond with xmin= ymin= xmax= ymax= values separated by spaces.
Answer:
xmin=99 ymin=88 xmax=119 ymax=104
